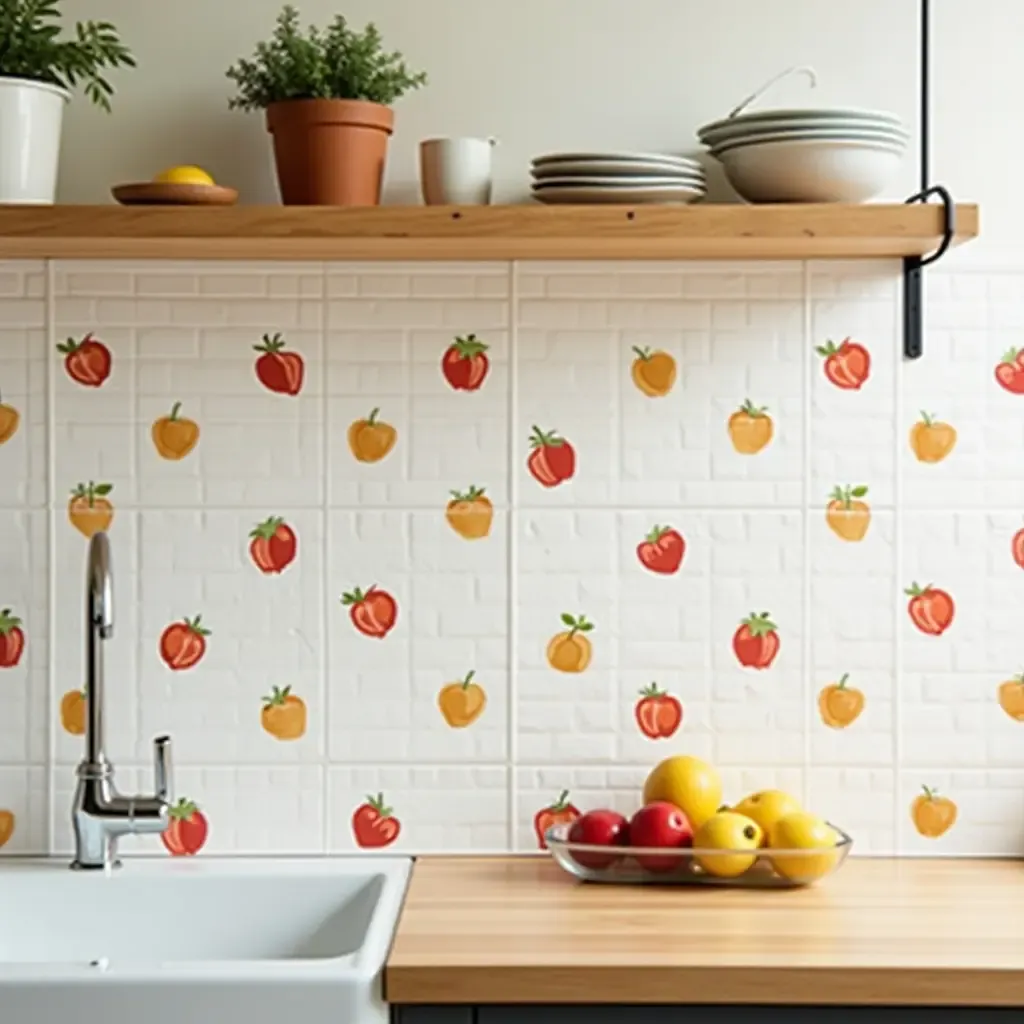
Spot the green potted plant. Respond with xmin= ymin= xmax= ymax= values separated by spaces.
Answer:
xmin=226 ymin=5 xmax=427 ymax=206
xmin=0 ymin=0 xmax=133 ymax=203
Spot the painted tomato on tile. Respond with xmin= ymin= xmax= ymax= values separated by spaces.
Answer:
xmin=159 ymin=615 xmax=211 ymax=670
xmin=0 ymin=390 xmax=19 ymax=445
xmin=997 ymin=674 xmax=1024 ymax=722
xmin=151 ymin=401 xmax=200 ymax=460
xmin=995 ymin=349 xmax=1024 ymax=394
xmin=0 ymin=608 xmax=24 ymax=668
xmin=445 ymin=485 xmax=493 ymax=540
xmin=1011 ymin=525 xmax=1024 ymax=570
xmin=352 ymin=793 xmax=401 ymax=849
xmin=909 ymin=411 xmax=957 ymax=464
xmin=905 ymin=583 xmax=954 ymax=636
xmin=635 ymin=684 xmax=683 ymax=739
xmin=911 ymin=786 xmax=956 ymax=839
xmin=826 ymin=485 xmax=871 ymax=542
xmin=342 ymin=586 xmax=398 ymax=639
xmin=630 ymin=346 xmax=677 ymax=397
xmin=249 ymin=516 xmax=297 ymax=574
xmin=60 ymin=689 xmax=87 ymax=735
xmin=437 ymin=670 xmax=487 ymax=728
xmin=636 ymin=525 xmax=685 ymax=575
xmin=533 ymin=790 xmax=580 ymax=850
xmin=733 ymin=612 xmax=779 ymax=669
xmin=727 ymin=400 xmax=773 ymax=454
xmin=68 ymin=481 xmax=114 ymax=539
xmin=0 ymin=809 xmax=14 ymax=850
xmin=261 ymin=685 xmax=307 ymax=740
xmin=818 ymin=674 xmax=864 ymax=729
xmin=253 ymin=333 xmax=304 ymax=395
xmin=57 ymin=333 xmax=111 ymax=388
xmin=162 ymin=797 xmax=208 ymax=856
xmin=527 ymin=426 xmax=575 ymax=487
xmin=441 ymin=334 xmax=490 ymax=391
xmin=816 ymin=338 xmax=870 ymax=390
xmin=546 ymin=613 xmax=594 ymax=673
xmin=347 ymin=407 xmax=397 ymax=463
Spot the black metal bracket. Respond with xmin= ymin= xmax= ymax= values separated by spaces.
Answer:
xmin=901 ymin=184 xmax=955 ymax=360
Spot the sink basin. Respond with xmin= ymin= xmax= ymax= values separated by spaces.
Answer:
xmin=0 ymin=857 xmax=411 ymax=1024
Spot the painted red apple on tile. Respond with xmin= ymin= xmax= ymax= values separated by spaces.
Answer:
xmin=162 ymin=797 xmax=208 ymax=856
xmin=57 ymin=334 xmax=111 ymax=388
xmin=1012 ymin=525 xmax=1024 ymax=570
xmin=636 ymin=525 xmax=685 ymax=575
xmin=159 ymin=615 xmax=211 ymax=670
xmin=816 ymin=338 xmax=870 ymax=390
xmin=995 ymin=349 xmax=1024 ymax=394
xmin=254 ymin=333 xmax=304 ymax=395
xmin=0 ymin=608 xmax=24 ymax=668
xmin=527 ymin=426 xmax=575 ymax=487
xmin=733 ymin=612 xmax=779 ymax=669
xmin=352 ymin=793 xmax=400 ymax=848
xmin=905 ymin=583 xmax=955 ymax=636
xmin=342 ymin=586 xmax=397 ymax=638
xmin=441 ymin=334 xmax=490 ymax=391
xmin=249 ymin=516 xmax=297 ymax=574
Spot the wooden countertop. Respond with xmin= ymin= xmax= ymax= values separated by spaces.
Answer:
xmin=385 ymin=857 xmax=1024 ymax=1007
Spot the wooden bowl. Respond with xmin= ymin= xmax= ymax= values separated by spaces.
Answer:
xmin=111 ymin=182 xmax=239 ymax=206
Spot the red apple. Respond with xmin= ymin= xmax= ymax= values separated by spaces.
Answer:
xmin=629 ymin=801 xmax=693 ymax=872
xmin=567 ymin=809 xmax=629 ymax=869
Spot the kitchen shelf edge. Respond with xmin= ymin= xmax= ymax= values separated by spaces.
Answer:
xmin=0 ymin=203 xmax=978 ymax=260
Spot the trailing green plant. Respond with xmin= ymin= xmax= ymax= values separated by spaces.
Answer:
xmin=226 ymin=4 xmax=426 ymax=111
xmin=0 ymin=0 xmax=134 ymax=110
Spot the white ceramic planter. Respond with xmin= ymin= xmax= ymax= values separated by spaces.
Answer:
xmin=0 ymin=77 xmax=69 ymax=204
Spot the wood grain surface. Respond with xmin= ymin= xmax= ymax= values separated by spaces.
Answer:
xmin=385 ymin=856 xmax=1024 ymax=1007
xmin=0 ymin=203 xmax=978 ymax=260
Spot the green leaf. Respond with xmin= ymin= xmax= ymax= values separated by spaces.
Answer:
xmin=225 ymin=5 xmax=427 ymax=112
xmin=559 ymin=613 xmax=575 ymax=627
xmin=850 ymin=485 xmax=869 ymax=498
xmin=0 ymin=0 xmax=134 ymax=110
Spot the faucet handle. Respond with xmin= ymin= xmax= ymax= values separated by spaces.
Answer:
xmin=152 ymin=734 xmax=172 ymax=803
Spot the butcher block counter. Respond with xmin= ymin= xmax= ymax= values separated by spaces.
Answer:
xmin=384 ymin=856 xmax=1024 ymax=1018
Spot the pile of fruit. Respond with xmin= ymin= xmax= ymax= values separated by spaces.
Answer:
xmin=559 ymin=756 xmax=846 ymax=886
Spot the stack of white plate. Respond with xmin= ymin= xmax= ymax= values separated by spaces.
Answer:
xmin=530 ymin=152 xmax=706 ymax=205
xmin=697 ymin=108 xmax=909 ymax=203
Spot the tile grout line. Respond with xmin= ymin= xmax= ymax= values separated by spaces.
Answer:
xmin=506 ymin=259 xmax=519 ymax=851
xmin=44 ymin=258 xmax=57 ymax=855
xmin=132 ymin=272 xmax=145 ymax=779
xmin=800 ymin=261 xmax=812 ymax=811
xmin=318 ymin=260 xmax=330 ymax=854
xmin=892 ymin=264 xmax=905 ymax=855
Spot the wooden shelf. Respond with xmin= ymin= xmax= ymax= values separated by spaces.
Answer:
xmin=0 ymin=202 xmax=978 ymax=261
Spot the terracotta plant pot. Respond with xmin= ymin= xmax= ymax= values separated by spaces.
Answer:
xmin=266 ymin=98 xmax=394 ymax=206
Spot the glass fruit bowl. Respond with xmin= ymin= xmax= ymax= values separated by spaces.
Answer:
xmin=545 ymin=822 xmax=853 ymax=887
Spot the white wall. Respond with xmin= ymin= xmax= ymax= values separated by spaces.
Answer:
xmin=58 ymin=1 xmax=922 ymax=203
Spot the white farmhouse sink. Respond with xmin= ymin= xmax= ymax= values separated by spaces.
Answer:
xmin=0 ymin=857 xmax=411 ymax=1024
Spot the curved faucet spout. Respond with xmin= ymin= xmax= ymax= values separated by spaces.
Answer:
xmin=87 ymin=532 xmax=113 ymax=638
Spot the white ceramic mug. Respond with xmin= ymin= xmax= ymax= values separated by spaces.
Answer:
xmin=419 ymin=136 xmax=497 ymax=205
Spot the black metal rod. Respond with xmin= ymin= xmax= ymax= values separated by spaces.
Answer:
xmin=920 ymin=0 xmax=930 ymax=191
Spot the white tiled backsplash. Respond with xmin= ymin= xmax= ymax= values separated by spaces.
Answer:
xmin=0 ymin=257 xmax=1021 ymax=859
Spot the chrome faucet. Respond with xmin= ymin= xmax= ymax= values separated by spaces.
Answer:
xmin=71 ymin=532 xmax=173 ymax=870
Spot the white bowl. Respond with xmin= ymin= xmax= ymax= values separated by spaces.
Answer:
xmin=702 ymin=117 xmax=909 ymax=149
xmin=715 ymin=137 xmax=905 ymax=203
xmin=711 ymin=128 xmax=907 ymax=158
xmin=698 ymin=106 xmax=905 ymax=140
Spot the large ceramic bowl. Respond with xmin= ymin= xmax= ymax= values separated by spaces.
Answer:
xmin=710 ymin=128 xmax=908 ymax=158
xmin=702 ymin=117 xmax=909 ymax=150
xmin=715 ymin=136 xmax=905 ymax=203
xmin=698 ymin=105 xmax=905 ymax=141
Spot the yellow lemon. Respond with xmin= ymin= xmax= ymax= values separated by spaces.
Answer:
xmin=153 ymin=165 xmax=215 ymax=186
xmin=731 ymin=789 xmax=802 ymax=846
xmin=642 ymin=755 xmax=722 ymax=829
xmin=768 ymin=811 xmax=840 ymax=883
xmin=693 ymin=811 xmax=762 ymax=878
